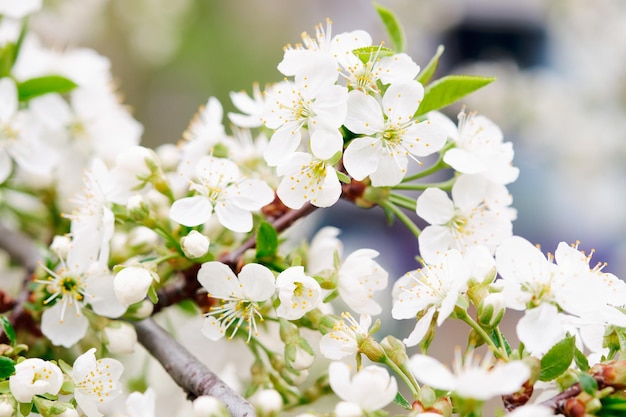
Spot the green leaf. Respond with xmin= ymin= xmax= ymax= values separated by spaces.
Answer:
xmin=574 ymin=346 xmax=590 ymax=372
xmin=336 ymin=171 xmax=351 ymax=184
xmin=256 ymin=221 xmax=278 ymax=259
xmin=17 ymin=75 xmax=78 ymax=102
xmin=374 ymin=2 xmax=406 ymax=52
xmin=0 ymin=43 xmax=15 ymax=78
xmin=489 ymin=329 xmax=512 ymax=356
xmin=539 ymin=335 xmax=575 ymax=381
xmin=0 ymin=357 xmax=15 ymax=379
xmin=147 ymin=285 xmax=159 ymax=304
xmin=602 ymin=396 xmax=626 ymax=413
xmin=177 ymin=299 xmax=200 ymax=316
xmin=392 ymin=391 xmax=412 ymax=410
xmin=579 ymin=372 xmax=598 ymax=394
xmin=417 ymin=45 xmax=445 ymax=86
xmin=416 ymin=75 xmax=496 ymax=116
xmin=1 ymin=316 xmax=16 ymax=346
xmin=352 ymin=45 xmax=394 ymax=65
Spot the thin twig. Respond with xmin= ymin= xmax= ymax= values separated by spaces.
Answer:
xmin=134 ymin=318 xmax=256 ymax=417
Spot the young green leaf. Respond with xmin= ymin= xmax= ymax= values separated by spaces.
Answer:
xmin=416 ymin=75 xmax=496 ymax=116
xmin=578 ymin=372 xmax=598 ymax=394
xmin=392 ymin=391 xmax=412 ymax=410
xmin=352 ymin=45 xmax=395 ymax=65
xmin=374 ymin=2 xmax=406 ymax=52
xmin=256 ymin=221 xmax=278 ymax=259
xmin=574 ymin=346 xmax=590 ymax=372
xmin=539 ymin=335 xmax=575 ymax=381
xmin=0 ymin=43 xmax=15 ymax=78
xmin=417 ymin=45 xmax=445 ymax=86
xmin=0 ymin=357 xmax=15 ymax=379
xmin=1 ymin=316 xmax=16 ymax=346
xmin=18 ymin=75 xmax=78 ymax=102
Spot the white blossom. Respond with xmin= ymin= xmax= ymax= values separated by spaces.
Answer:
xmin=113 ymin=266 xmax=155 ymax=308
xmin=199 ymin=262 xmax=275 ymax=342
xmin=337 ymin=249 xmax=388 ymax=316
xmin=320 ymin=313 xmax=372 ymax=360
xmin=275 ymin=266 xmax=322 ymax=320
xmin=71 ymin=348 xmax=123 ymax=417
xmin=9 ymin=358 xmax=63 ymax=403
xmin=328 ymin=362 xmax=397 ymax=413
xmin=0 ymin=0 xmax=41 ymax=19
xmin=343 ymin=82 xmax=446 ymax=186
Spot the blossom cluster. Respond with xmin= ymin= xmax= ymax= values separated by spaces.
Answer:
xmin=0 ymin=3 xmax=625 ymax=417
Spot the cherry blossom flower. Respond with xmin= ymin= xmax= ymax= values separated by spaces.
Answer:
xmin=276 ymin=152 xmax=341 ymax=209
xmin=343 ymin=81 xmax=446 ymax=186
xmin=409 ymin=351 xmax=529 ymax=401
xmin=70 ymin=348 xmax=123 ymax=417
xmin=198 ymin=262 xmax=275 ymax=342
xmin=320 ymin=312 xmax=372 ymax=360
xmin=169 ymin=156 xmax=274 ymax=232
xmin=342 ymin=50 xmax=420 ymax=94
xmin=306 ymin=226 xmax=343 ymax=275
xmin=328 ymin=361 xmax=397 ymax=413
xmin=495 ymin=236 xmax=626 ymax=355
xmin=431 ymin=109 xmax=519 ymax=184
xmin=337 ymin=249 xmax=388 ymax=315
xmin=228 ymin=83 xmax=267 ymax=128
xmin=391 ymin=248 xmax=493 ymax=347
xmin=275 ymin=266 xmax=322 ymax=320
xmin=416 ymin=174 xmax=513 ymax=263
xmin=262 ymin=59 xmax=348 ymax=165
xmin=0 ymin=77 xmax=58 ymax=184
xmin=9 ymin=358 xmax=63 ymax=403
xmin=38 ymin=240 xmax=125 ymax=347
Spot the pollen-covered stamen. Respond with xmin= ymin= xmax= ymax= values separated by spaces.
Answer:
xmin=207 ymin=297 xmax=264 ymax=343
xmin=36 ymin=263 xmax=90 ymax=321
xmin=75 ymin=360 xmax=117 ymax=403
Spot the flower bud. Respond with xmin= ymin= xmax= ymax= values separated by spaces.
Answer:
xmin=477 ymin=293 xmax=506 ymax=329
xmin=334 ymin=401 xmax=363 ymax=417
xmin=127 ymin=195 xmax=150 ymax=221
xmin=32 ymin=396 xmax=78 ymax=417
xmin=381 ymin=335 xmax=409 ymax=367
xmin=181 ymin=231 xmax=210 ymax=259
xmin=0 ymin=395 xmax=15 ymax=417
xmin=103 ymin=321 xmax=137 ymax=354
xmin=591 ymin=360 xmax=626 ymax=389
xmin=290 ymin=344 xmax=315 ymax=371
xmin=192 ymin=396 xmax=229 ymax=417
xmin=50 ymin=235 xmax=71 ymax=259
xmin=113 ymin=266 xmax=155 ymax=307
xmin=252 ymin=389 xmax=283 ymax=417
xmin=359 ymin=337 xmax=387 ymax=363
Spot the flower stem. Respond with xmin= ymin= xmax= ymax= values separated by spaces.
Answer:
xmin=389 ymin=193 xmax=417 ymax=211
xmin=381 ymin=201 xmax=421 ymax=239
xmin=455 ymin=307 xmax=508 ymax=360
xmin=392 ymin=177 xmax=456 ymax=191
xmin=382 ymin=355 xmax=420 ymax=398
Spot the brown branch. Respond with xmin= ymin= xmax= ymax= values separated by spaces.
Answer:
xmin=154 ymin=202 xmax=318 ymax=313
xmin=133 ymin=318 xmax=256 ymax=417
xmin=0 ymin=223 xmax=41 ymax=273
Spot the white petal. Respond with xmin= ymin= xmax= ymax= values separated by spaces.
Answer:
xmin=382 ymin=82 xmax=423 ymax=122
xmin=197 ymin=261 xmax=242 ymax=299
xmin=416 ymin=188 xmax=454 ymax=225
xmin=0 ymin=149 xmax=12 ymax=184
xmin=238 ymin=263 xmax=276 ymax=301
xmin=402 ymin=307 xmax=436 ymax=347
xmin=0 ymin=77 xmax=17 ymax=122
xmin=402 ymin=120 xmax=447 ymax=157
xmin=41 ymin=303 xmax=89 ymax=348
xmin=444 ymin=148 xmax=486 ymax=174
xmin=310 ymin=128 xmax=343 ymax=161
xmin=343 ymin=136 xmax=380 ymax=180
xmin=418 ymin=225 xmax=454 ymax=263
xmin=517 ymin=304 xmax=565 ymax=355
xmin=344 ymin=91 xmax=384 ymax=134
xmin=370 ymin=151 xmax=407 ymax=186
xmin=409 ymin=354 xmax=456 ymax=390
xmin=201 ymin=316 xmax=226 ymax=341
xmin=214 ymin=201 xmax=253 ymax=233
xmin=264 ymin=126 xmax=302 ymax=167
xmin=169 ymin=196 xmax=213 ymax=227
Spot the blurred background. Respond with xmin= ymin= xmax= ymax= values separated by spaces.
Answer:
xmin=28 ymin=0 xmax=626 ymax=412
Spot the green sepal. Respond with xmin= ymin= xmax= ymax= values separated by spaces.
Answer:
xmin=336 ymin=171 xmax=351 ymax=184
xmin=0 ymin=357 xmax=15 ymax=379
xmin=59 ymin=380 xmax=74 ymax=395
xmin=57 ymin=359 xmax=73 ymax=375
xmin=19 ymin=401 xmax=32 ymax=416
xmin=1 ymin=316 xmax=16 ymax=346
xmin=392 ymin=391 xmax=412 ymax=410
xmin=416 ymin=75 xmax=496 ymax=116
xmin=147 ymin=285 xmax=159 ymax=304
xmin=17 ymin=75 xmax=78 ymax=102
xmin=256 ymin=221 xmax=278 ymax=259
xmin=417 ymin=45 xmax=445 ymax=85
xmin=352 ymin=45 xmax=394 ymax=65
xmin=579 ymin=372 xmax=598 ymax=394
xmin=374 ymin=2 xmax=406 ymax=52
xmin=0 ymin=43 xmax=15 ymax=78
xmin=322 ymin=289 xmax=339 ymax=303
xmin=539 ymin=334 xmax=575 ymax=381
xmin=601 ymin=396 xmax=626 ymax=412
xmin=0 ymin=380 xmax=10 ymax=393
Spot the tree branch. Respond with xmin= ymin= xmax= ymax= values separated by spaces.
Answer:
xmin=133 ymin=318 xmax=256 ymax=417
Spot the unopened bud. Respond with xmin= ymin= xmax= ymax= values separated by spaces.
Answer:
xmin=113 ymin=266 xmax=155 ymax=307
xmin=50 ymin=235 xmax=71 ymax=259
xmin=359 ymin=337 xmax=386 ymax=363
xmin=252 ymin=389 xmax=283 ymax=417
xmin=477 ymin=293 xmax=506 ymax=329
xmin=334 ymin=401 xmax=363 ymax=417
xmin=286 ymin=343 xmax=315 ymax=371
xmin=0 ymin=395 xmax=14 ymax=417
xmin=193 ymin=395 xmax=228 ymax=417
xmin=103 ymin=322 xmax=137 ymax=354
xmin=126 ymin=299 xmax=154 ymax=319
xmin=381 ymin=335 xmax=409 ymax=367
xmin=181 ymin=231 xmax=210 ymax=259
xmin=591 ymin=360 xmax=626 ymax=389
